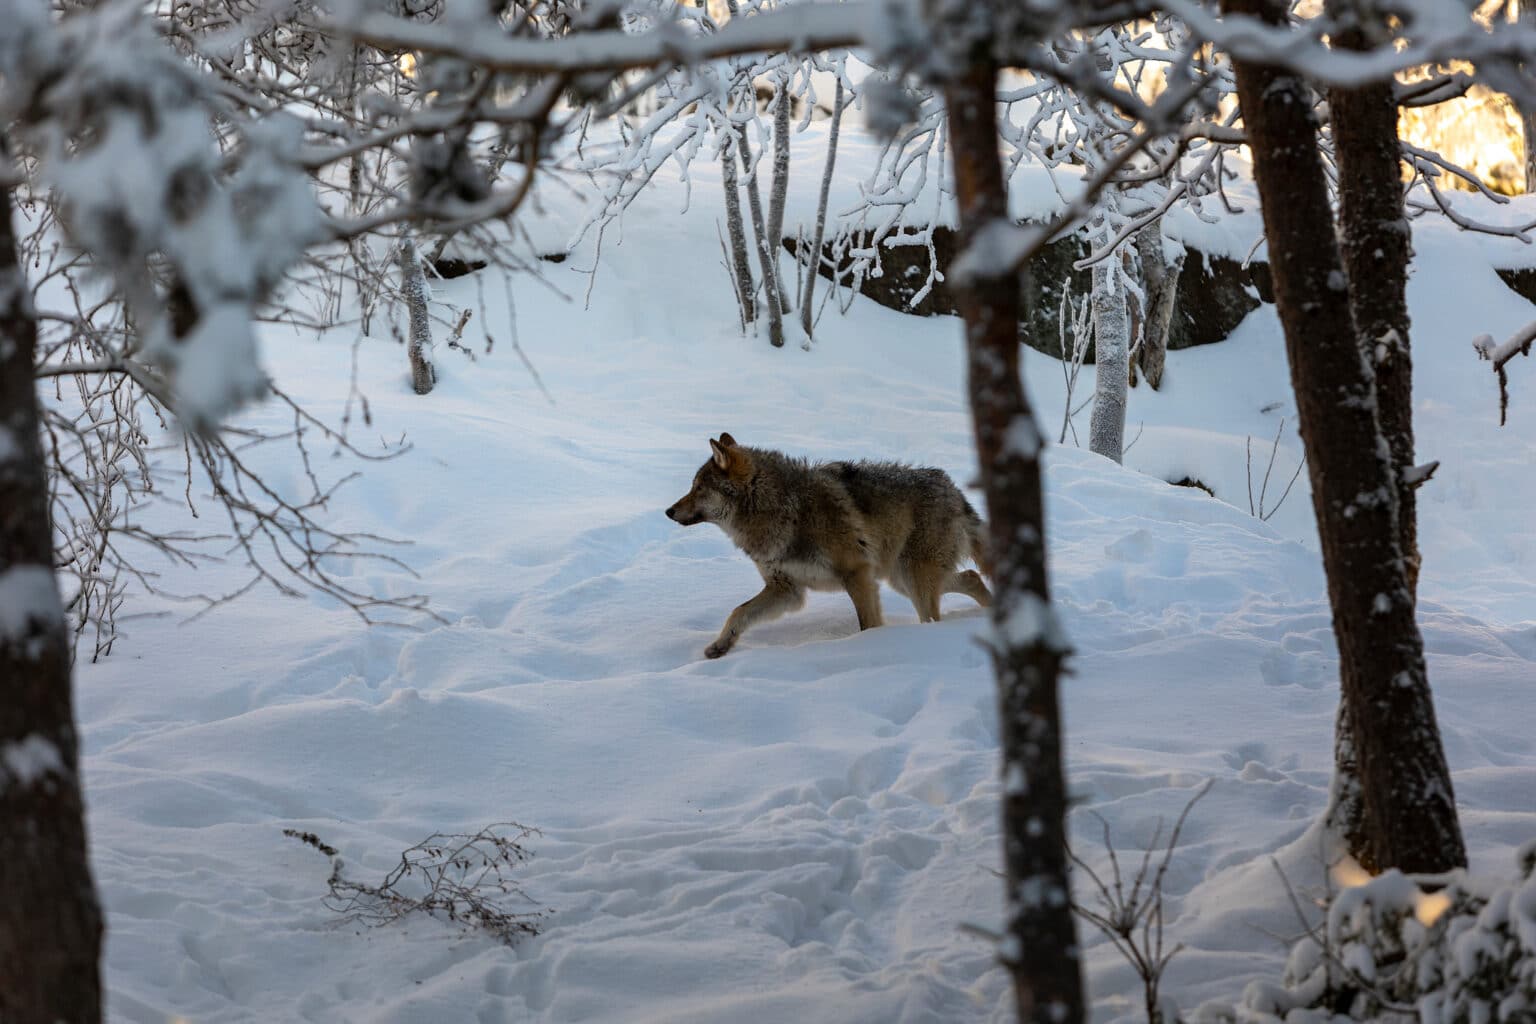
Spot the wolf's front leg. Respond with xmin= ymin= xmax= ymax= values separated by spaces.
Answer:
xmin=706 ymin=575 xmax=805 ymax=659
xmin=841 ymin=565 xmax=884 ymax=630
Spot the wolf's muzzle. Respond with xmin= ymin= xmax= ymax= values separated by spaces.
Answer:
xmin=665 ymin=504 xmax=703 ymax=525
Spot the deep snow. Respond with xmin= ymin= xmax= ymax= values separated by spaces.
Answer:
xmin=64 ymin=121 xmax=1536 ymax=1022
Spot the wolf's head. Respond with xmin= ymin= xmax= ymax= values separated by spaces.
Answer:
xmin=666 ymin=433 xmax=753 ymax=527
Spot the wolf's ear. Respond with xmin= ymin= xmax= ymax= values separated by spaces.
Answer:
xmin=717 ymin=432 xmax=738 ymax=448
xmin=709 ymin=438 xmax=730 ymax=470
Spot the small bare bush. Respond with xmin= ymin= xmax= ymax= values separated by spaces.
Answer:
xmin=284 ymin=824 xmax=547 ymax=946
xmin=1246 ymin=417 xmax=1307 ymax=522
xmin=1069 ymin=780 xmax=1213 ymax=1024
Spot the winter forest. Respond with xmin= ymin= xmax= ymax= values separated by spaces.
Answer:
xmin=4 ymin=0 xmax=1536 ymax=1020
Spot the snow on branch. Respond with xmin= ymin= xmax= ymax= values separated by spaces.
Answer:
xmin=339 ymin=2 xmax=876 ymax=75
xmin=1 ymin=0 xmax=321 ymax=428
xmin=1159 ymin=0 xmax=1536 ymax=91
xmin=1475 ymin=322 xmax=1536 ymax=426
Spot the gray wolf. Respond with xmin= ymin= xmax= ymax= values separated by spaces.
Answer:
xmin=665 ymin=433 xmax=992 ymax=659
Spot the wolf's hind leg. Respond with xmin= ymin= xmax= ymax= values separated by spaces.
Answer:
xmin=706 ymin=576 xmax=805 ymax=659
xmin=945 ymin=569 xmax=992 ymax=609
xmin=841 ymin=566 xmax=884 ymax=630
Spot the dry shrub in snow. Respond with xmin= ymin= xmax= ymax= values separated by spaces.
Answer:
xmin=284 ymin=824 xmax=547 ymax=947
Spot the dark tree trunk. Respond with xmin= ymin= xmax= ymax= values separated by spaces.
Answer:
xmin=1326 ymin=8 xmax=1422 ymax=862
xmin=1521 ymin=0 xmax=1536 ymax=193
xmin=1331 ymin=21 xmax=1419 ymax=595
xmin=944 ymin=54 xmax=1084 ymax=1024
xmin=1224 ymin=0 xmax=1466 ymax=874
xmin=0 ymin=187 xmax=105 ymax=1023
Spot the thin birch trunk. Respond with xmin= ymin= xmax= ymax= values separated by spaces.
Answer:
xmin=345 ymin=44 xmax=380 ymax=336
xmin=1133 ymin=223 xmax=1180 ymax=391
xmin=735 ymin=117 xmax=785 ymax=347
xmin=801 ymin=77 xmax=846 ymax=342
xmin=722 ymin=0 xmax=783 ymax=347
xmin=766 ymin=69 xmax=793 ymax=315
xmin=720 ymin=130 xmax=757 ymax=327
xmin=398 ymin=236 xmax=436 ymax=395
xmin=1088 ymin=253 xmax=1129 ymax=463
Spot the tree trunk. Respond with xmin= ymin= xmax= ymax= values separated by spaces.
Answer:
xmin=1088 ymin=251 xmax=1129 ymax=463
xmin=1224 ymin=0 xmax=1466 ymax=875
xmin=0 ymin=186 xmax=105 ymax=1024
xmin=723 ymin=0 xmax=784 ymax=347
xmin=1521 ymin=0 xmax=1536 ymax=193
xmin=718 ymin=125 xmax=755 ymax=328
xmin=1326 ymin=8 xmax=1423 ymax=860
xmin=398 ymin=236 xmax=436 ymax=395
xmin=720 ymin=130 xmax=757 ymax=328
xmin=1133 ymin=223 xmax=1180 ymax=391
xmin=801 ymin=76 xmax=845 ymax=343
xmin=944 ymin=54 xmax=1084 ymax=1024
xmin=1332 ymin=21 xmax=1420 ymax=596
xmin=766 ymin=68 xmax=794 ymax=316
xmin=735 ymin=117 xmax=785 ymax=347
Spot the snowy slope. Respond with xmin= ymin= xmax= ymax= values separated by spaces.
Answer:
xmin=74 ymin=123 xmax=1536 ymax=1023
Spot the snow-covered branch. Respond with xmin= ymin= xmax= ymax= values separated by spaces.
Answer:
xmin=1475 ymin=322 xmax=1536 ymax=426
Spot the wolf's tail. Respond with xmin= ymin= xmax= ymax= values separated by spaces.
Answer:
xmin=963 ymin=501 xmax=993 ymax=580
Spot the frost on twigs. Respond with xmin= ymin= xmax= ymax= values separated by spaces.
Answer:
xmin=284 ymin=824 xmax=547 ymax=947
xmin=2 ymin=0 xmax=320 ymax=429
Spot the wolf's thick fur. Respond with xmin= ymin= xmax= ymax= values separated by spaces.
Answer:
xmin=666 ymin=433 xmax=992 ymax=659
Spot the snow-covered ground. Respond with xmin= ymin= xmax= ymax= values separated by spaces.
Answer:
xmin=76 ymin=124 xmax=1536 ymax=1022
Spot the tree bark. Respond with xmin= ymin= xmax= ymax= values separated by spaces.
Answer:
xmin=721 ymin=130 xmax=757 ymax=328
xmin=1326 ymin=8 xmax=1423 ymax=860
xmin=944 ymin=53 xmax=1084 ymax=1024
xmin=1521 ymin=0 xmax=1536 ymax=193
xmin=800 ymin=76 xmax=845 ymax=343
xmin=1332 ymin=23 xmax=1420 ymax=595
xmin=734 ymin=116 xmax=785 ymax=347
xmin=766 ymin=68 xmax=794 ymax=316
xmin=1088 ymin=252 xmax=1129 ymax=463
xmin=398 ymin=236 xmax=436 ymax=395
xmin=0 ymin=186 xmax=105 ymax=1024
xmin=1133 ymin=223 xmax=1180 ymax=391
xmin=1224 ymin=0 xmax=1466 ymax=875
xmin=724 ymin=0 xmax=784 ymax=347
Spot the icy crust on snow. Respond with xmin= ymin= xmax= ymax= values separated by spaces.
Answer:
xmin=68 ymin=128 xmax=1536 ymax=1023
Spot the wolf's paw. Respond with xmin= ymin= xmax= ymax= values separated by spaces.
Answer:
xmin=704 ymin=639 xmax=733 ymax=659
